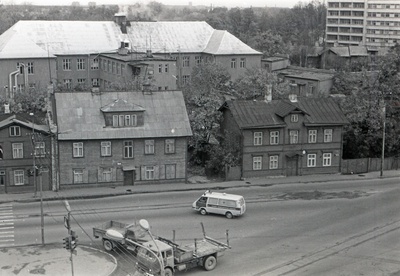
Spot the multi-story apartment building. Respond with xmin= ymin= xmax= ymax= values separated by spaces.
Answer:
xmin=326 ymin=0 xmax=400 ymax=54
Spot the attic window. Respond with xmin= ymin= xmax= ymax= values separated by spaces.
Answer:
xmin=291 ymin=114 xmax=299 ymax=123
xmin=10 ymin=126 xmax=21 ymax=137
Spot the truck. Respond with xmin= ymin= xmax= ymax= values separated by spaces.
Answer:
xmin=93 ymin=220 xmax=151 ymax=251
xmin=134 ymin=223 xmax=231 ymax=276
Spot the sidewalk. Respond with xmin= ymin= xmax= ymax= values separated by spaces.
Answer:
xmin=0 ymin=170 xmax=399 ymax=276
xmin=0 ymin=170 xmax=399 ymax=204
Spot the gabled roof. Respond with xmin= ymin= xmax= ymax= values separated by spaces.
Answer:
xmin=0 ymin=20 xmax=261 ymax=58
xmin=222 ymin=97 xmax=349 ymax=129
xmin=328 ymin=46 xmax=368 ymax=57
xmin=55 ymin=91 xmax=192 ymax=140
xmin=126 ymin=21 xmax=261 ymax=55
xmin=275 ymin=66 xmax=334 ymax=82
xmin=101 ymin=99 xmax=145 ymax=112
xmin=0 ymin=113 xmax=49 ymax=133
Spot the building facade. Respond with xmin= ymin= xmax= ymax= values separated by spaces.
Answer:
xmin=53 ymin=91 xmax=192 ymax=188
xmin=326 ymin=0 xmax=400 ymax=54
xmin=220 ymin=96 xmax=349 ymax=179
xmin=0 ymin=112 xmax=52 ymax=194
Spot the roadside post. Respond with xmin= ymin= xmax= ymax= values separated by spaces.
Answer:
xmin=64 ymin=200 xmax=76 ymax=276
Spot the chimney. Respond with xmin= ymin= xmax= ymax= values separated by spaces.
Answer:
xmin=114 ymin=13 xmax=128 ymax=34
xmin=265 ymin=84 xmax=272 ymax=102
xmin=289 ymin=94 xmax=298 ymax=102
xmin=4 ymin=103 xmax=10 ymax=114
xmin=146 ymin=50 xmax=153 ymax=58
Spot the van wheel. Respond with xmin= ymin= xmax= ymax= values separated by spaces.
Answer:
xmin=103 ymin=239 xmax=113 ymax=251
xmin=203 ymin=255 xmax=217 ymax=271
xmin=200 ymin=208 xmax=207 ymax=215
xmin=225 ymin=212 xmax=233 ymax=219
xmin=165 ymin=268 xmax=173 ymax=276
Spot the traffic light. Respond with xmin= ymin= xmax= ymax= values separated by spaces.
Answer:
xmin=63 ymin=236 xmax=71 ymax=251
xmin=70 ymin=231 xmax=78 ymax=250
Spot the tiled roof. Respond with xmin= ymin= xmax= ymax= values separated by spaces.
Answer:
xmin=224 ymin=97 xmax=348 ymax=129
xmin=276 ymin=67 xmax=334 ymax=81
xmin=0 ymin=113 xmax=49 ymax=133
xmin=55 ymin=91 xmax=192 ymax=140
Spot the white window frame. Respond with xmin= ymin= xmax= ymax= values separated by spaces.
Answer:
xmin=91 ymin=58 xmax=99 ymax=70
xmin=73 ymin=142 xmax=83 ymax=157
xmin=307 ymin=154 xmax=317 ymax=167
xmin=289 ymin=130 xmax=299 ymax=144
xmin=102 ymin=168 xmax=112 ymax=182
xmin=10 ymin=126 xmax=21 ymax=137
xmin=34 ymin=142 xmax=45 ymax=157
xmin=253 ymin=156 xmax=262 ymax=170
xmin=112 ymin=115 xmax=118 ymax=127
xmin=164 ymin=64 xmax=169 ymax=73
xmin=145 ymin=166 xmax=155 ymax=180
xmin=269 ymin=155 xmax=278 ymax=169
xmin=12 ymin=143 xmax=23 ymax=159
xmin=73 ymin=169 xmax=83 ymax=183
xmin=324 ymin=129 xmax=333 ymax=142
xmin=14 ymin=170 xmax=24 ymax=185
xmin=254 ymin=132 xmax=263 ymax=145
xmin=77 ymin=58 xmax=86 ymax=70
xmin=101 ymin=141 xmax=111 ymax=156
xmin=124 ymin=115 xmax=131 ymax=126
xmin=145 ymin=140 xmax=155 ymax=154
xmin=182 ymin=56 xmax=190 ymax=67
xmin=291 ymin=114 xmax=299 ymax=122
xmin=124 ymin=140 xmax=134 ymax=158
xmin=308 ymin=130 xmax=317 ymax=143
xmin=165 ymin=139 xmax=175 ymax=154
xmin=27 ymin=62 xmax=34 ymax=74
xmin=239 ymin=58 xmax=246 ymax=68
xmin=131 ymin=115 xmax=137 ymax=126
xmin=231 ymin=58 xmax=236 ymax=69
xmin=323 ymin=153 xmax=332 ymax=166
xmin=63 ymin=59 xmax=71 ymax=71
xmin=270 ymin=131 xmax=279 ymax=145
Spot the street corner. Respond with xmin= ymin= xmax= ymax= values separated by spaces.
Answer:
xmin=0 ymin=244 xmax=117 ymax=276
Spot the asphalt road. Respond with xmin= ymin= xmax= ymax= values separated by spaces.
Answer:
xmin=4 ymin=177 xmax=400 ymax=276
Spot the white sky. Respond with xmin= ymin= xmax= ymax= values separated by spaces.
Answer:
xmin=4 ymin=0 xmax=307 ymax=8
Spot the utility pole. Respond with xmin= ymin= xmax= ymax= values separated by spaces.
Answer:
xmin=39 ymin=168 xmax=45 ymax=245
xmin=30 ymin=113 xmax=37 ymax=197
xmin=64 ymin=200 xmax=77 ymax=276
xmin=380 ymin=101 xmax=386 ymax=177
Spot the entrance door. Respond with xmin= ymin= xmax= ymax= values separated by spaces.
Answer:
xmin=0 ymin=171 xmax=5 ymax=193
xmin=286 ymin=156 xmax=298 ymax=176
xmin=123 ymin=170 xmax=134 ymax=186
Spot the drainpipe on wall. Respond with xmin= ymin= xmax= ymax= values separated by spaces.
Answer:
xmin=9 ymin=70 xmax=19 ymax=99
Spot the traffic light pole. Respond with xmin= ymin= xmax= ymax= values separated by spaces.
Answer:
xmin=64 ymin=201 xmax=75 ymax=276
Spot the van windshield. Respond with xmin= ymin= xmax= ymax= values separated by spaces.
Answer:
xmin=238 ymin=198 xmax=245 ymax=206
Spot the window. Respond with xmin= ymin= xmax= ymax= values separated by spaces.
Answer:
xmin=0 ymin=146 xmax=3 ymax=159
xmin=34 ymin=142 xmax=45 ymax=157
xmin=121 ymin=64 xmax=125 ymax=75
xmin=270 ymin=131 xmax=279 ymax=145
xmin=124 ymin=115 xmax=131 ymax=126
xmin=324 ymin=129 xmax=333 ymax=142
xmin=112 ymin=62 xmax=116 ymax=74
xmin=254 ymin=132 xmax=263 ymax=145
xmin=119 ymin=115 xmax=124 ymax=126
xmin=101 ymin=141 xmax=111 ymax=156
xmin=10 ymin=126 xmax=21 ymax=137
xmin=165 ymin=164 xmax=176 ymax=179
xmin=102 ymin=168 xmax=112 ymax=182
xmin=323 ymin=153 xmax=332 ymax=166
xmin=307 ymin=154 xmax=316 ymax=167
xmin=73 ymin=142 xmax=83 ymax=157
xmin=145 ymin=166 xmax=155 ymax=180
xmin=164 ymin=64 xmax=169 ymax=73
xmin=182 ymin=56 xmax=190 ymax=67
xmin=77 ymin=58 xmax=86 ymax=70
xmin=253 ymin=156 xmax=262 ymax=170
xmin=17 ymin=62 xmax=24 ymax=74
xmin=27 ymin=62 xmax=34 ymax=74
xmin=107 ymin=61 xmax=111 ymax=72
xmin=73 ymin=169 xmax=83 ymax=183
xmin=116 ymin=64 xmax=120 ymax=75
xmin=289 ymin=130 xmax=299 ymax=144
xmin=158 ymin=64 xmax=162 ymax=73
xmin=63 ymin=59 xmax=71 ymax=71
xmin=124 ymin=141 xmax=134 ymax=158
xmin=239 ymin=58 xmax=246 ymax=68
xmin=77 ymin=79 xmax=86 ymax=86
xmin=269 ymin=155 xmax=278 ymax=169
xmin=12 ymin=143 xmax=23 ymax=159
xmin=165 ymin=139 xmax=175 ymax=154
xmin=231 ymin=58 xmax=236 ymax=69
xmin=14 ymin=170 xmax=24 ymax=185
xmin=291 ymin=114 xmax=299 ymax=122
xmin=308 ymin=130 xmax=317 ymax=143
xmin=145 ymin=140 xmax=154 ymax=154
xmin=131 ymin=114 xmax=137 ymax=126
xmin=91 ymin=58 xmax=99 ymax=70
xmin=91 ymin=78 xmax=99 ymax=87
xmin=64 ymin=79 xmax=72 ymax=89
xmin=195 ymin=56 xmax=202 ymax=65
xmin=182 ymin=75 xmax=190 ymax=84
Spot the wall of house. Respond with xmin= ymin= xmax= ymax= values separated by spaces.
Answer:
xmin=215 ymin=55 xmax=261 ymax=81
xmin=58 ymin=137 xmax=188 ymax=187
xmin=0 ymin=125 xmax=52 ymax=194
xmin=0 ymin=58 xmax=56 ymax=99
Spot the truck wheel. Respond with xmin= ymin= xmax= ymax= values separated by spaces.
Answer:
xmin=164 ymin=268 xmax=173 ymax=276
xmin=203 ymin=255 xmax=217 ymax=271
xmin=103 ymin=239 xmax=113 ymax=251
xmin=200 ymin=208 xmax=207 ymax=215
xmin=225 ymin=212 xmax=233 ymax=219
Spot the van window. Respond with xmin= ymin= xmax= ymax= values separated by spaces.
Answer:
xmin=219 ymin=199 xmax=236 ymax=208
xmin=198 ymin=197 xmax=207 ymax=204
xmin=208 ymin=198 xmax=218 ymax=205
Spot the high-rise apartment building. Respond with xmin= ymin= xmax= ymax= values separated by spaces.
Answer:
xmin=326 ymin=0 xmax=400 ymax=54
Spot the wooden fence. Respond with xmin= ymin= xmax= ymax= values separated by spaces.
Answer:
xmin=341 ymin=157 xmax=400 ymax=174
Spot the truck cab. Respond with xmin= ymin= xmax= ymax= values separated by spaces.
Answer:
xmin=136 ymin=240 xmax=174 ymax=276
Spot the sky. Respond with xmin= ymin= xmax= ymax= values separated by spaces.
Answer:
xmin=3 ymin=0 xmax=305 ymax=9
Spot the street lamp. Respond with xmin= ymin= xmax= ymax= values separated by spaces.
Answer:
xmin=29 ymin=113 xmax=36 ymax=197
xmin=380 ymin=100 xmax=386 ymax=177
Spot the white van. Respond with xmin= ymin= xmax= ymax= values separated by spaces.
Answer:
xmin=192 ymin=190 xmax=246 ymax=219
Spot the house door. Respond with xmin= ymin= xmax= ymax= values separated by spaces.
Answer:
xmin=286 ymin=156 xmax=298 ymax=176
xmin=123 ymin=170 xmax=134 ymax=186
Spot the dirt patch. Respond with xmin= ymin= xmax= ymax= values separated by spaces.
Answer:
xmin=275 ymin=190 xmax=370 ymax=200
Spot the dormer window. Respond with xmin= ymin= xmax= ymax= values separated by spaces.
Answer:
xmin=291 ymin=114 xmax=299 ymax=122
xmin=112 ymin=114 xmax=138 ymax=127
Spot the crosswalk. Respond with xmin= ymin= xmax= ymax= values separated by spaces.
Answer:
xmin=0 ymin=204 xmax=14 ymax=247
